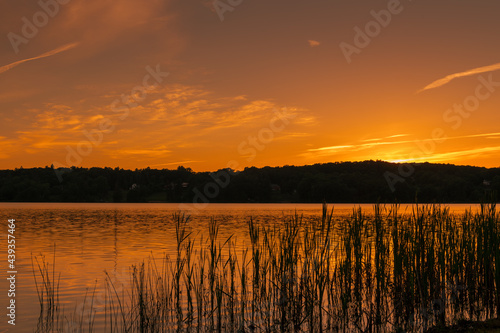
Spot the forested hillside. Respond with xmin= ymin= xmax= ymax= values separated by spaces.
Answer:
xmin=0 ymin=161 xmax=498 ymax=203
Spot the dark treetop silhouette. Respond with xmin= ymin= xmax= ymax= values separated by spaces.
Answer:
xmin=1 ymin=161 xmax=498 ymax=203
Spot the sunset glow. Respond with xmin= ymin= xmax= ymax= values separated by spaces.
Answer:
xmin=1 ymin=0 xmax=500 ymax=170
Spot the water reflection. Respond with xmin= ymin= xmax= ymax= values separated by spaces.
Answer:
xmin=0 ymin=203 xmax=485 ymax=331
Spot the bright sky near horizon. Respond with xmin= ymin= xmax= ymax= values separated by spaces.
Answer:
xmin=1 ymin=0 xmax=500 ymax=171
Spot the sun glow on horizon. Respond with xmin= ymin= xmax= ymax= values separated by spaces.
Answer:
xmin=1 ymin=1 xmax=500 ymax=170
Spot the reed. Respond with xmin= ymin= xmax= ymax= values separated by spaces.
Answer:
xmin=36 ymin=203 xmax=499 ymax=332
xmin=32 ymin=250 xmax=60 ymax=333
xmin=33 ymin=249 xmax=98 ymax=333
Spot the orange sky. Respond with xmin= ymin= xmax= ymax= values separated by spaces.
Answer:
xmin=1 ymin=0 xmax=500 ymax=171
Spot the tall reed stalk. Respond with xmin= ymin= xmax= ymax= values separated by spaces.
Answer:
xmin=36 ymin=202 xmax=500 ymax=332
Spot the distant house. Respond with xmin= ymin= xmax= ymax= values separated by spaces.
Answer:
xmin=483 ymin=180 xmax=491 ymax=186
xmin=271 ymin=184 xmax=281 ymax=192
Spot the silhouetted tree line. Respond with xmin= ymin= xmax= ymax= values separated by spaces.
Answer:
xmin=0 ymin=161 xmax=498 ymax=203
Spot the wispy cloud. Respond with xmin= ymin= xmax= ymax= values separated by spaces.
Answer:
xmin=136 ymin=85 xmax=313 ymax=136
xmin=0 ymin=137 xmax=16 ymax=159
xmin=107 ymin=147 xmax=172 ymax=158
xmin=304 ymin=131 xmax=500 ymax=158
xmin=54 ymin=1 xmax=178 ymax=57
xmin=149 ymin=160 xmax=203 ymax=167
xmin=450 ymin=132 xmax=500 ymax=140
xmin=307 ymin=138 xmax=413 ymax=155
xmin=391 ymin=146 xmax=500 ymax=163
xmin=361 ymin=134 xmax=409 ymax=142
xmin=417 ymin=62 xmax=500 ymax=93
xmin=308 ymin=145 xmax=354 ymax=152
xmin=0 ymin=42 xmax=79 ymax=75
xmin=10 ymin=83 xmax=314 ymax=166
xmin=308 ymin=40 xmax=320 ymax=47
xmin=387 ymin=134 xmax=409 ymax=139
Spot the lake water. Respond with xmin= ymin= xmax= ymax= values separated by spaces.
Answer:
xmin=0 ymin=203 xmax=484 ymax=332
